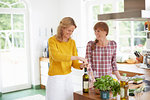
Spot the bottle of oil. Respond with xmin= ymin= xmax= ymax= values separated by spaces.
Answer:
xmin=120 ymin=73 xmax=128 ymax=100
xmin=83 ymin=68 xmax=89 ymax=93
xmin=124 ymin=78 xmax=129 ymax=100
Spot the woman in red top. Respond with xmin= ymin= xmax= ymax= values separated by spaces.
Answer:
xmin=86 ymin=22 xmax=121 ymax=87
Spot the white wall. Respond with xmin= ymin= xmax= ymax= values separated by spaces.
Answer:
xmin=58 ymin=0 xmax=86 ymax=48
xmin=58 ymin=0 xmax=87 ymax=58
xmin=26 ymin=0 xmax=59 ymax=85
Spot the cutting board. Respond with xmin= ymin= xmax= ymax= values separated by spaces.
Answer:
xmin=129 ymin=82 xmax=145 ymax=89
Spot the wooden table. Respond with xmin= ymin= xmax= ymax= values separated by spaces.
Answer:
xmin=74 ymin=89 xmax=150 ymax=100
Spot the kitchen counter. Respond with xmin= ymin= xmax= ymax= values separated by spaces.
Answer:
xmin=74 ymin=88 xmax=150 ymax=100
xmin=117 ymin=63 xmax=150 ymax=75
xmin=117 ymin=63 xmax=150 ymax=80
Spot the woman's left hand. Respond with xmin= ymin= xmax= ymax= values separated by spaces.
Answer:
xmin=89 ymin=79 xmax=95 ymax=88
xmin=80 ymin=62 xmax=89 ymax=69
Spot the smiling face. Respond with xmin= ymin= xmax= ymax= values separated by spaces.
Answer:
xmin=93 ymin=22 xmax=109 ymax=40
xmin=62 ymin=25 xmax=75 ymax=41
xmin=94 ymin=28 xmax=107 ymax=40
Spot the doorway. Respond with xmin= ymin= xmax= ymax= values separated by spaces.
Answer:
xmin=0 ymin=0 xmax=31 ymax=93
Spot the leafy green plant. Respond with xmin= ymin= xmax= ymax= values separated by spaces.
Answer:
xmin=132 ymin=78 xmax=143 ymax=82
xmin=94 ymin=75 xmax=120 ymax=97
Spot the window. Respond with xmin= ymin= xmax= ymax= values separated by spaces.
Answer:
xmin=85 ymin=0 xmax=146 ymax=54
xmin=0 ymin=0 xmax=31 ymax=93
xmin=0 ymin=0 xmax=26 ymax=50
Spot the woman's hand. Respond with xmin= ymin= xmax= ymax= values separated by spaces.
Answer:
xmin=71 ymin=56 xmax=87 ymax=63
xmin=88 ymin=70 xmax=96 ymax=89
xmin=114 ymin=71 xmax=121 ymax=81
xmin=89 ymin=78 xmax=96 ymax=89
xmin=71 ymin=56 xmax=89 ymax=69
xmin=77 ymin=57 xmax=88 ymax=64
xmin=80 ymin=63 xmax=89 ymax=69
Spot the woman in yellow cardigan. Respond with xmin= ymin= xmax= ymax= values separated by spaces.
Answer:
xmin=46 ymin=17 xmax=88 ymax=100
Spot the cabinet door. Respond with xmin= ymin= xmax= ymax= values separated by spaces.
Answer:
xmin=40 ymin=61 xmax=49 ymax=86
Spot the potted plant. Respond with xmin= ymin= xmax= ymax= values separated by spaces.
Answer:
xmin=94 ymin=75 xmax=120 ymax=99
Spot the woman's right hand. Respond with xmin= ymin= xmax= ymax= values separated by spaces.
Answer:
xmin=71 ymin=56 xmax=87 ymax=63
xmin=78 ymin=57 xmax=88 ymax=63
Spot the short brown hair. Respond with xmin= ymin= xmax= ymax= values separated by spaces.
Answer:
xmin=91 ymin=22 xmax=109 ymax=50
xmin=56 ymin=17 xmax=77 ymax=41
xmin=93 ymin=22 xmax=109 ymax=36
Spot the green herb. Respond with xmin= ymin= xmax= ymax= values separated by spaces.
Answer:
xmin=94 ymin=75 xmax=120 ymax=97
xmin=129 ymin=89 xmax=135 ymax=93
xmin=132 ymin=78 xmax=143 ymax=82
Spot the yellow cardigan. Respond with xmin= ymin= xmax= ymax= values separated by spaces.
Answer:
xmin=48 ymin=36 xmax=82 ymax=76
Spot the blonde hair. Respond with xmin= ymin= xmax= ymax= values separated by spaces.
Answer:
xmin=55 ymin=17 xmax=77 ymax=41
xmin=92 ymin=22 xmax=109 ymax=50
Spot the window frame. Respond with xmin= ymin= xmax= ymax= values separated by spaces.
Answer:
xmin=0 ymin=1 xmax=27 ymax=51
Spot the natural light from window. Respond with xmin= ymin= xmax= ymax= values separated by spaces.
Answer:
xmin=85 ymin=0 xmax=146 ymax=60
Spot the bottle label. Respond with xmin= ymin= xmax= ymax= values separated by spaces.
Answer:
xmin=126 ymin=88 xmax=129 ymax=96
xmin=125 ymin=85 xmax=129 ymax=96
xmin=127 ymin=89 xmax=129 ymax=96
xmin=83 ymin=81 xmax=89 ymax=89
xmin=120 ymin=87 xmax=125 ymax=98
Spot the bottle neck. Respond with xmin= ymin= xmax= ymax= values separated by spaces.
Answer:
xmin=121 ymin=74 xmax=127 ymax=81
xmin=121 ymin=76 xmax=126 ymax=81
xmin=84 ymin=68 xmax=88 ymax=74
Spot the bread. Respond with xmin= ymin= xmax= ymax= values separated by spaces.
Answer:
xmin=126 ymin=59 xmax=136 ymax=64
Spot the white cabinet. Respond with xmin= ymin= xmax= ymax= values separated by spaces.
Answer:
xmin=39 ymin=57 xmax=49 ymax=89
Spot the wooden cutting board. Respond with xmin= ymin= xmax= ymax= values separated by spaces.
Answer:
xmin=129 ymin=82 xmax=145 ymax=89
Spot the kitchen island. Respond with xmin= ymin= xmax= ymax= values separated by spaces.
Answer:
xmin=74 ymin=63 xmax=150 ymax=100
xmin=74 ymin=88 xmax=150 ymax=100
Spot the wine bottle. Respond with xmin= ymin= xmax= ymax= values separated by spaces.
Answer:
xmin=120 ymin=73 xmax=128 ymax=100
xmin=83 ymin=68 xmax=89 ymax=93
xmin=124 ymin=79 xmax=129 ymax=100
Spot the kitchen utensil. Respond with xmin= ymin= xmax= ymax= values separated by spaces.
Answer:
xmin=134 ymin=51 xmax=143 ymax=63
xmin=142 ymin=50 xmax=150 ymax=68
xmin=134 ymin=51 xmax=140 ymax=57
xmin=145 ymin=54 xmax=150 ymax=68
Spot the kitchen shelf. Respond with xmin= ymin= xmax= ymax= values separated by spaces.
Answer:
xmin=40 ymin=57 xmax=49 ymax=62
